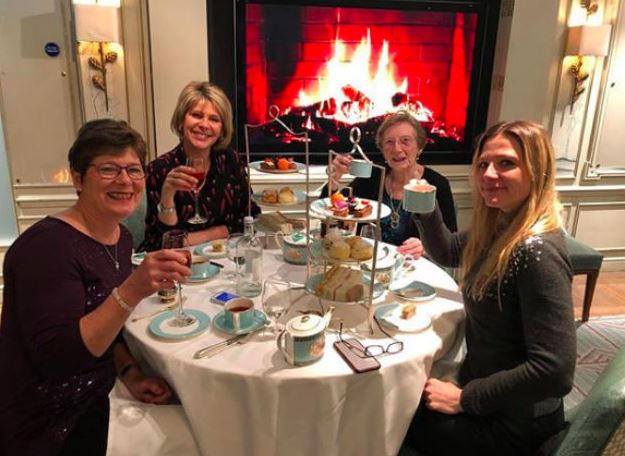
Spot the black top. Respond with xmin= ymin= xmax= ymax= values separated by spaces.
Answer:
xmin=139 ymin=144 xmax=260 ymax=252
xmin=415 ymin=208 xmax=576 ymax=423
xmin=322 ymin=166 xmax=457 ymax=246
xmin=0 ymin=217 xmax=132 ymax=454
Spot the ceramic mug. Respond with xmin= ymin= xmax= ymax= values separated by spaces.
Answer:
xmin=223 ymin=298 xmax=255 ymax=332
xmin=349 ymin=159 xmax=373 ymax=178
xmin=403 ymin=179 xmax=436 ymax=213
xmin=277 ymin=313 xmax=329 ymax=366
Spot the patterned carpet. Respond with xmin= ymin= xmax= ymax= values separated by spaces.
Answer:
xmin=565 ymin=315 xmax=625 ymax=412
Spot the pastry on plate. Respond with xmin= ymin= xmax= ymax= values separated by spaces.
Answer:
xmin=262 ymin=189 xmax=278 ymax=203
xmin=351 ymin=201 xmax=373 ymax=218
xmin=329 ymin=240 xmax=350 ymax=260
xmin=350 ymin=238 xmax=373 ymax=261
xmin=260 ymin=158 xmax=276 ymax=170
xmin=316 ymin=265 xmax=364 ymax=301
xmin=278 ymin=186 xmax=295 ymax=204
xmin=401 ymin=303 xmax=416 ymax=320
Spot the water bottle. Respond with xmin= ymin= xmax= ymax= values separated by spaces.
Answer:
xmin=236 ymin=216 xmax=263 ymax=297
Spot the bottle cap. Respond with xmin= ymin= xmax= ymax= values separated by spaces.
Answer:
xmin=244 ymin=215 xmax=254 ymax=224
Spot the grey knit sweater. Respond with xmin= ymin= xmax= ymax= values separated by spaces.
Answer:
xmin=415 ymin=208 xmax=576 ymax=418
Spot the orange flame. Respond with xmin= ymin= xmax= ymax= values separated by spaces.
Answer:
xmin=295 ymin=29 xmax=432 ymax=123
xmin=52 ymin=167 xmax=72 ymax=184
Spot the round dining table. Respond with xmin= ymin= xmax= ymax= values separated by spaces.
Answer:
xmin=124 ymin=243 xmax=465 ymax=456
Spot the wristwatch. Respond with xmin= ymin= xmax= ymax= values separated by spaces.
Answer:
xmin=157 ymin=203 xmax=176 ymax=214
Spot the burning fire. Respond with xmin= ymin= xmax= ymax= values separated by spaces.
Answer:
xmin=294 ymin=29 xmax=433 ymax=125
xmin=52 ymin=167 xmax=72 ymax=184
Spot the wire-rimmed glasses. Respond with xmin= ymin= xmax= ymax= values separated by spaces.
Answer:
xmin=338 ymin=319 xmax=403 ymax=357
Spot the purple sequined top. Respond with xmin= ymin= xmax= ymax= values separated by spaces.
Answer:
xmin=0 ymin=217 xmax=132 ymax=454
xmin=139 ymin=144 xmax=260 ymax=252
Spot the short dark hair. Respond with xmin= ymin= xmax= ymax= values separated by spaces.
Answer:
xmin=68 ymin=119 xmax=147 ymax=177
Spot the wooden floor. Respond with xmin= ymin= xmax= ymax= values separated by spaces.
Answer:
xmin=573 ymin=271 xmax=625 ymax=319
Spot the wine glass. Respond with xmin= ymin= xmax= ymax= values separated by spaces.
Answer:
xmin=162 ymin=229 xmax=196 ymax=327
xmin=360 ymin=223 xmax=379 ymax=241
xmin=186 ymin=156 xmax=208 ymax=224
xmin=262 ymin=279 xmax=292 ymax=335
xmin=223 ymin=233 xmax=244 ymax=282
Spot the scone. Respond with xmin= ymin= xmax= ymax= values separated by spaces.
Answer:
xmin=262 ymin=189 xmax=278 ymax=203
xmin=350 ymin=239 xmax=373 ymax=261
xmin=278 ymin=186 xmax=295 ymax=204
xmin=329 ymin=240 xmax=350 ymax=260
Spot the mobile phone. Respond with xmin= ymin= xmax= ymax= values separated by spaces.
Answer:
xmin=333 ymin=338 xmax=381 ymax=373
xmin=210 ymin=291 xmax=239 ymax=305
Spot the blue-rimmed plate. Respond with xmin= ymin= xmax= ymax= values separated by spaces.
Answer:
xmin=148 ymin=309 xmax=210 ymax=340
xmin=188 ymin=262 xmax=220 ymax=283
xmin=131 ymin=251 xmax=146 ymax=266
xmin=250 ymin=160 xmax=305 ymax=174
xmin=213 ymin=309 xmax=268 ymax=335
xmin=389 ymin=280 xmax=436 ymax=302
xmin=252 ymin=190 xmax=307 ymax=206
xmin=193 ymin=241 xmax=227 ymax=259
xmin=305 ymin=273 xmax=384 ymax=303
xmin=375 ymin=303 xmax=431 ymax=333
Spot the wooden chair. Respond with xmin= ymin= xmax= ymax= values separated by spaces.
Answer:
xmin=565 ymin=235 xmax=604 ymax=322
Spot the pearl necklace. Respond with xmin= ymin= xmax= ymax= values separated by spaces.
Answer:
xmin=102 ymin=243 xmax=119 ymax=272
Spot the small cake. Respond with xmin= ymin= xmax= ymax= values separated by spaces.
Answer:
xmin=352 ymin=201 xmax=373 ymax=218
xmin=350 ymin=239 xmax=373 ymax=261
xmin=332 ymin=200 xmax=349 ymax=217
xmin=262 ymin=189 xmax=278 ymax=203
xmin=277 ymin=158 xmax=290 ymax=171
xmin=316 ymin=266 xmax=364 ymax=301
xmin=287 ymin=158 xmax=297 ymax=170
xmin=401 ymin=303 xmax=416 ymax=320
xmin=260 ymin=158 xmax=276 ymax=170
xmin=211 ymin=239 xmax=225 ymax=253
xmin=278 ymin=186 xmax=295 ymax=204
xmin=329 ymin=240 xmax=351 ymax=260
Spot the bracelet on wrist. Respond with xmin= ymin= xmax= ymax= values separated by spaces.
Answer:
xmin=158 ymin=203 xmax=176 ymax=214
xmin=112 ymin=287 xmax=133 ymax=313
xmin=119 ymin=362 xmax=139 ymax=379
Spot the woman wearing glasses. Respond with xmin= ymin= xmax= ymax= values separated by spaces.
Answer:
xmin=139 ymin=81 xmax=259 ymax=252
xmin=0 ymin=120 xmax=187 ymax=455
xmin=403 ymin=121 xmax=576 ymax=455
xmin=326 ymin=111 xmax=456 ymax=258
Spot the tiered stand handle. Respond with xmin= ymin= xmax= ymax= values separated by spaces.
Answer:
xmin=326 ymin=127 xmax=385 ymax=334
xmin=243 ymin=105 xmax=312 ymax=279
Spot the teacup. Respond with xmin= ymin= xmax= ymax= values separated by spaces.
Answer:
xmin=349 ymin=159 xmax=373 ymax=178
xmin=361 ymin=253 xmax=416 ymax=288
xmin=403 ymin=179 xmax=436 ymax=213
xmin=223 ymin=298 xmax=255 ymax=331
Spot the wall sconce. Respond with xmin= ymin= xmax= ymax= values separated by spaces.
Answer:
xmin=74 ymin=4 xmax=121 ymax=112
xmin=564 ymin=24 xmax=611 ymax=113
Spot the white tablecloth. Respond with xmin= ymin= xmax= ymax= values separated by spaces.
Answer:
xmin=124 ymin=246 xmax=465 ymax=456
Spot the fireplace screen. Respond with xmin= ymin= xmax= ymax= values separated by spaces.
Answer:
xmin=234 ymin=1 xmax=497 ymax=164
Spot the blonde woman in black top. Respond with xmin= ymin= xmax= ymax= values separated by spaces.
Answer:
xmin=405 ymin=121 xmax=576 ymax=455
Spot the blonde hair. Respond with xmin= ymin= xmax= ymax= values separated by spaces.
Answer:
xmin=462 ymin=120 xmax=562 ymax=302
xmin=170 ymin=81 xmax=233 ymax=150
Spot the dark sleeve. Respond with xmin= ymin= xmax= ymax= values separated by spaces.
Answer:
xmin=424 ymin=167 xmax=457 ymax=232
xmin=414 ymin=207 xmax=467 ymax=268
xmin=140 ymin=158 xmax=173 ymax=252
xmin=10 ymin=233 xmax=97 ymax=379
xmin=460 ymin=235 xmax=577 ymax=415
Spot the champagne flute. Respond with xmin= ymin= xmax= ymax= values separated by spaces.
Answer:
xmin=262 ymin=279 xmax=292 ymax=335
xmin=162 ymin=229 xmax=196 ymax=327
xmin=186 ymin=156 xmax=208 ymax=224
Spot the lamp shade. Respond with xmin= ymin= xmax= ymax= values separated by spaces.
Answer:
xmin=74 ymin=4 xmax=121 ymax=43
xmin=565 ymin=24 xmax=612 ymax=57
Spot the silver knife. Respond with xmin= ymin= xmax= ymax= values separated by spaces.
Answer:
xmin=193 ymin=334 xmax=246 ymax=359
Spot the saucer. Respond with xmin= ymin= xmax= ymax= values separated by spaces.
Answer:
xmin=187 ymin=263 xmax=220 ymax=283
xmin=389 ymin=280 xmax=436 ymax=302
xmin=213 ymin=309 xmax=268 ymax=335
xmin=374 ymin=304 xmax=431 ymax=333
xmin=193 ymin=241 xmax=228 ymax=259
xmin=149 ymin=309 xmax=210 ymax=340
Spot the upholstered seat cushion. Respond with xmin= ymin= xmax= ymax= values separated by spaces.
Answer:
xmin=565 ymin=235 xmax=603 ymax=271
